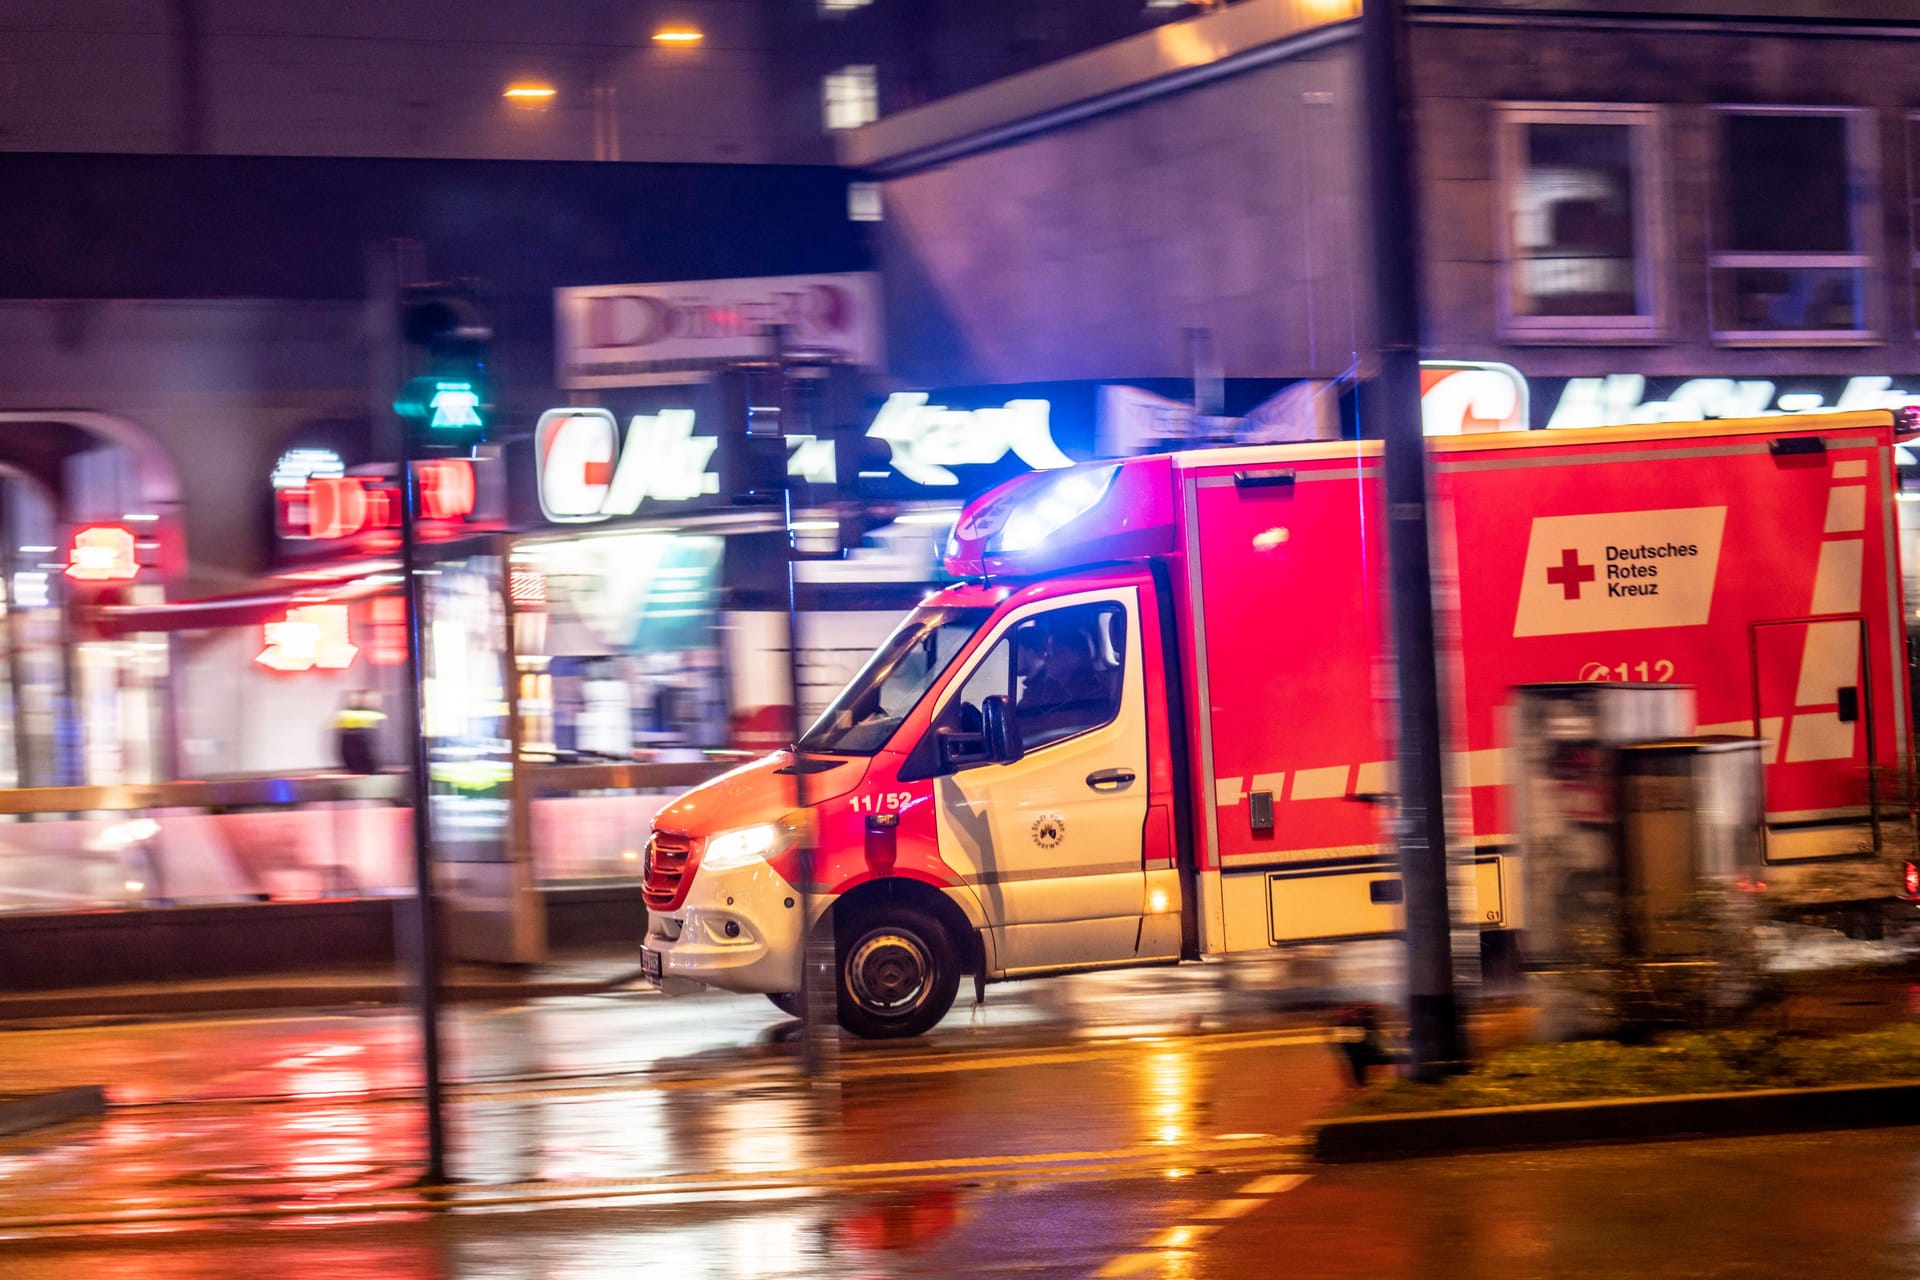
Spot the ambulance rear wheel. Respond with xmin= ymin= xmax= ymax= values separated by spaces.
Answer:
xmin=836 ymin=905 xmax=960 ymax=1039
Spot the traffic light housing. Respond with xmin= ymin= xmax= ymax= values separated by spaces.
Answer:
xmin=715 ymin=360 xmax=894 ymax=551
xmin=396 ymin=279 xmax=492 ymax=451
xmin=828 ymin=427 xmax=896 ymax=552
xmin=714 ymin=365 xmax=790 ymax=507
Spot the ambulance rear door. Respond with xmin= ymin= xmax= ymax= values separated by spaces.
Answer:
xmin=1180 ymin=444 xmax=1399 ymax=953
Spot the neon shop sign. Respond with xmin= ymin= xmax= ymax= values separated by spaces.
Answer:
xmin=535 ymin=407 xmax=839 ymax=522
xmin=536 ymin=394 xmax=1075 ymax=522
xmin=1547 ymin=374 xmax=1920 ymax=429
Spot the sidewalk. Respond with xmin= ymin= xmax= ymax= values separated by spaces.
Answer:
xmin=0 ymin=948 xmax=648 ymax=1022
xmin=1 ymin=925 xmax=1909 ymax=1028
xmin=1310 ymin=952 xmax=1920 ymax=1161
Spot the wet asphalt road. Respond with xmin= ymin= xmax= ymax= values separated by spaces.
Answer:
xmin=0 ymin=954 xmax=1373 ymax=1247
xmin=2 ymin=1125 xmax=1917 ymax=1278
xmin=0 ymin=940 xmax=1914 ymax=1276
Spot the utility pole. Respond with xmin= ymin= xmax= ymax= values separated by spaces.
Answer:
xmin=1360 ymin=0 xmax=1465 ymax=1078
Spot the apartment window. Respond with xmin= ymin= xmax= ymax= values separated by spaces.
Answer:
xmin=1908 ymin=114 xmax=1920 ymax=332
xmin=823 ymin=65 xmax=878 ymax=131
xmin=847 ymin=181 xmax=883 ymax=222
xmin=1496 ymin=104 xmax=1663 ymax=341
xmin=1711 ymin=107 xmax=1873 ymax=342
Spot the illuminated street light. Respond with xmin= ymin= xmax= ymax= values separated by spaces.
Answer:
xmin=503 ymin=83 xmax=557 ymax=104
xmin=652 ymin=27 xmax=703 ymax=44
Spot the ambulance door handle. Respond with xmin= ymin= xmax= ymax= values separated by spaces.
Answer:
xmin=1086 ymin=768 xmax=1136 ymax=793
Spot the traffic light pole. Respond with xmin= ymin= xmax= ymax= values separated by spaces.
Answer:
xmin=787 ymin=483 xmax=840 ymax=1085
xmin=752 ymin=338 xmax=842 ymax=1085
xmin=1361 ymin=0 xmax=1466 ymax=1079
xmin=397 ymin=420 xmax=450 ymax=1185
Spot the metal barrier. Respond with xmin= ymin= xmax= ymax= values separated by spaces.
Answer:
xmin=521 ymin=760 xmax=743 ymax=797
xmin=0 ymin=774 xmax=407 ymax=816
xmin=520 ymin=758 xmax=744 ymax=882
xmin=0 ymin=758 xmax=750 ymax=912
xmin=0 ymin=773 xmax=413 ymax=912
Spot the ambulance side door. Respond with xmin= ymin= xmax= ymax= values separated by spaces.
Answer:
xmin=919 ymin=584 xmax=1151 ymax=975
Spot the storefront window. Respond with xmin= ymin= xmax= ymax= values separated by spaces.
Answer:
xmin=1711 ymin=108 xmax=1872 ymax=341
xmin=422 ymin=553 xmax=512 ymax=862
xmin=513 ymin=532 xmax=727 ymax=761
xmin=4 ymin=477 xmax=99 ymax=787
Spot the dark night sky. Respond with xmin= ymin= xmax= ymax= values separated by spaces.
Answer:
xmin=0 ymin=153 xmax=871 ymax=301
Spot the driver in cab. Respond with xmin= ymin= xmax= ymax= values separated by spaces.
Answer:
xmin=1015 ymin=619 xmax=1107 ymax=743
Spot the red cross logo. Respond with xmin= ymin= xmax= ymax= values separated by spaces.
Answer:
xmin=1545 ymin=548 xmax=1595 ymax=600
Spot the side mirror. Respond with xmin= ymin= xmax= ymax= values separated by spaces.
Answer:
xmin=982 ymin=694 xmax=1024 ymax=764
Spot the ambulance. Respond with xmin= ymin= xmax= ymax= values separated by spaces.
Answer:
xmin=640 ymin=409 xmax=1919 ymax=1036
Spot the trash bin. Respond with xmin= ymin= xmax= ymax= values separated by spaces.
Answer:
xmin=1615 ymin=737 xmax=1764 ymax=959
xmin=1510 ymin=682 xmax=1696 ymax=967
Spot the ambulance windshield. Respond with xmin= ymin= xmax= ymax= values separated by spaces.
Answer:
xmin=799 ymin=606 xmax=991 ymax=755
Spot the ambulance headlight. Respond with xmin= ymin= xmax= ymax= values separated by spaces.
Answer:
xmin=702 ymin=823 xmax=784 ymax=871
xmin=989 ymin=465 xmax=1117 ymax=553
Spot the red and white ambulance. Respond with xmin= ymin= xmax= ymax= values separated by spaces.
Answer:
xmin=640 ymin=409 xmax=1918 ymax=1036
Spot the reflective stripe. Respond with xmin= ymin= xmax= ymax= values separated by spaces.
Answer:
xmin=1793 ymin=620 xmax=1860 ymax=706
xmin=1809 ymin=540 xmax=1863 ymax=616
xmin=1823 ymin=485 xmax=1866 ymax=533
xmin=1289 ymin=766 xmax=1349 ymax=800
xmin=1221 ymin=843 xmax=1385 ymax=868
xmin=958 ymin=861 xmax=1144 ymax=886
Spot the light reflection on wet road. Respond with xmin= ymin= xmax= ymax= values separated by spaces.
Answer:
xmin=9 ymin=1127 xmax=1917 ymax=1279
xmin=0 ymin=951 xmax=1381 ymax=1236
xmin=0 ymin=1174 xmax=1240 ymax=1280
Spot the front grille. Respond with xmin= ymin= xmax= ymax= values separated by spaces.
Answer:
xmin=642 ymin=830 xmax=696 ymax=910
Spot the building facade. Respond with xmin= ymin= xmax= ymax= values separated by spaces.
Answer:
xmin=851 ymin=0 xmax=1920 ymax=433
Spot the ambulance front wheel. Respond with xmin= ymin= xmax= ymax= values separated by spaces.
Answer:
xmin=836 ymin=905 xmax=961 ymax=1038
xmin=766 ymin=991 xmax=802 ymax=1018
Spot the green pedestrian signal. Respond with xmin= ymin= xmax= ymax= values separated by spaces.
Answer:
xmin=396 ymin=377 xmax=488 ymax=446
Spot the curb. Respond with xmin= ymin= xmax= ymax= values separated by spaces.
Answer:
xmin=0 ymin=1086 xmax=107 ymax=1139
xmin=0 ymin=970 xmax=648 ymax=1022
xmin=1310 ymin=1079 xmax=1920 ymax=1162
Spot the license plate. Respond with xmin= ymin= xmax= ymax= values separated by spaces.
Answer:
xmin=640 ymin=946 xmax=663 ymax=983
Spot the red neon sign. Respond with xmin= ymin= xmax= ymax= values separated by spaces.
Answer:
xmin=66 ymin=526 xmax=140 ymax=582
xmin=278 ymin=460 xmax=476 ymax=541
xmin=418 ymin=459 xmax=477 ymax=521
xmin=256 ymin=604 xmax=358 ymax=672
